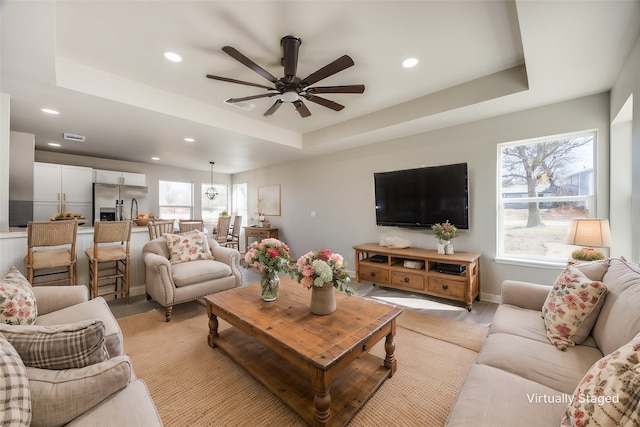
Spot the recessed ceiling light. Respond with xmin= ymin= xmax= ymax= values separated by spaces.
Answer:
xmin=48 ymin=142 xmax=61 ymax=147
xmin=164 ymin=52 xmax=182 ymax=63
xmin=41 ymin=108 xmax=60 ymax=115
xmin=402 ymin=57 xmax=419 ymax=68
xmin=151 ymin=157 xmax=160 ymax=161
xmin=184 ymin=137 xmax=195 ymax=142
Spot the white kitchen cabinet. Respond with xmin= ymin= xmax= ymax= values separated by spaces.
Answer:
xmin=94 ymin=169 xmax=146 ymax=186
xmin=34 ymin=163 xmax=93 ymax=218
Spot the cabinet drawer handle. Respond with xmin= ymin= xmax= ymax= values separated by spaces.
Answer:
xmin=371 ymin=272 xmax=376 ymax=277
xmin=442 ymin=284 xmax=449 ymax=290
xmin=404 ymin=277 xmax=409 ymax=283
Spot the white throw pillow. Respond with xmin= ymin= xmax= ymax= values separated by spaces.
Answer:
xmin=0 ymin=266 xmax=37 ymax=325
xmin=561 ymin=333 xmax=640 ymax=426
xmin=542 ymin=266 xmax=607 ymax=350
xmin=165 ymin=230 xmax=214 ymax=264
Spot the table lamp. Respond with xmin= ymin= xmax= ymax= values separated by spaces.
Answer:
xmin=566 ymin=218 xmax=613 ymax=261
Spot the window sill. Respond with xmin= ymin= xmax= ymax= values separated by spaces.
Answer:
xmin=494 ymin=256 xmax=567 ymax=270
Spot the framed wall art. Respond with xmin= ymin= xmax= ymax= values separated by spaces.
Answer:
xmin=257 ymin=184 xmax=281 ymax=216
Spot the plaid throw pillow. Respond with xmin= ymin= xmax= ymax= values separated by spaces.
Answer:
xmin=0 ymin=267 xmax=37 ymax=325
xmin=0 ymin=320 xmax=109 ymax=370
xmin=0 ymin=335 xmax=31 ymax=426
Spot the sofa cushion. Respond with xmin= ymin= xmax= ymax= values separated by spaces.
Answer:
xmin=0 ymin=335 xmax=31 ymax=426
xmin=490 ymin=304 xmax=598 ymax=347
xmin=445 ymin=364 xmax=568 ymax=427
xmin=477 ymin=333 xmax=604 ymax=394
xmin=561 ymin=333 xmax=640 ymax=427
xmin=1 ymin=266 xmax=37 ymax=325
xmin=592 ymin=258 xmax=640 ymax=356
xmin=0 ymin=320 xmax=109 ymax=370
xmin=542 ymin=266 xmax=607 ymax=350
xmin=573 ymin=258 xmax=610 ymax=282
xmin=35 ymin=297 xmax=123 ymax=358
xmin=171 ymin=259 xmax=232 ymax=287
xmin=27 ymin=355 xmax=132 ymax=427
xmin=165 ymin=230 xmax=213 ymax=264
xmin=65 ymin=380 xmax=163 ymax=427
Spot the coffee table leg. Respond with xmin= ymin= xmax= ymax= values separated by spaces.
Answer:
xmin=207 ymin=302 xmax=219 ymax=348
xmin=384 ymin=320 xmax=397 ymax=377
xmin=312 ymin=372 xmax=331 ymax=426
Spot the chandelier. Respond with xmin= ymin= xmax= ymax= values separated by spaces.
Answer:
xmin=205 ymin=161 xmax=219 ymax=200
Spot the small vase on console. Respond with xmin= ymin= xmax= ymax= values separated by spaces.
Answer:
xmin=437 ymin=240 xmax=449 ymax=255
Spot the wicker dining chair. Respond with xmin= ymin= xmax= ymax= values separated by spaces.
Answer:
xmin=225 ymin=215 xmax=242 ymax=250
xmin=147 ymin=219 xmax=175 ymax=239
xmin=24 ymin=220 xmax=78 ymax=286
xmin=215 ymin=216 xmax=232 ymax=246
xmin=179 ymin=219 xmax=205 ymax=233
xmin=85 ymin=221 xmax=132 ymax=303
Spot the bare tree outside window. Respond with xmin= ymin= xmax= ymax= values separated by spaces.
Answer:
xmin=159 ymin=181 xmax=193 ymax=224
xmin=498 ymin=132 xmax=596 ymax=261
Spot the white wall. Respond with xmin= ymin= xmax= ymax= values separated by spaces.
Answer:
xmin=610 ymin=32 xmax=640 ymax=262
xmin=0 ymin=93 xmax=10 ymax=232
xmin=234 ymin=93 xmax=611 ymax=300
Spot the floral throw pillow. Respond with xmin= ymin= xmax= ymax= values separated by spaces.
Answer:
xmin=542 ymin=266 xmax=607 ymax=350
xmin=0 ymin=267 xmax=37 ymax=325
xmin=165 ymin=230 xmax=214 ymax=264
xmin=561 ymin=333 xmax=640 ymax=426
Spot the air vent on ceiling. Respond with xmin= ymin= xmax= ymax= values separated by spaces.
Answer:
xmin=63 ymin=133 xmax=86 ymax=142
xmin=223 ymin=98 xmax=255 ymax=112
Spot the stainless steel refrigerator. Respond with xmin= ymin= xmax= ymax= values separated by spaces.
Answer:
xmin=92 ymin=183 xmax=149 ymax=224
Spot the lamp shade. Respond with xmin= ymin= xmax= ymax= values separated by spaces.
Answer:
xmin=566 ymin=219 xmax=613 ymax=248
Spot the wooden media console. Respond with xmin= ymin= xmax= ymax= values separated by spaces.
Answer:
xmin=353 ymin=243 xmax=481 ymax=311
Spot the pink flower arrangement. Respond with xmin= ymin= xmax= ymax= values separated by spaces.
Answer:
xmin=244 ymin=238 xmax=291 ymax=276
xmin=290 ymin=249 xmax=354 ymax=295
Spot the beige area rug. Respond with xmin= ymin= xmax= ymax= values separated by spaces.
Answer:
xmin=118 ymin=301 xmax=488 ymax=426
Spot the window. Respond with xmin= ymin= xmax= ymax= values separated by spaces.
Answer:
xmin=232 ymin=183 xmax=248 ymax=229
xmin=201 ymin=183 xmax=229 ymax=224
xmin=497 ymin=131 xmax=596 ymax=263
xmin=159 ymin=181 xmax=193 ymax=225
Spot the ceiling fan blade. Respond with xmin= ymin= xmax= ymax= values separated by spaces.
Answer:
xmin=281 ymin=36 xmax=301 ymax=80
xmin=301 ymin=55 xmax=355 ymax=87
xmin=306 ymin=84 xmax=365 ymax=94
xmin=222 ymin=46 xmax=278 ymax=84
xmin=293 ymin=100 xmax=311 ymax=118
xmin=206 ymin=74 xmax=274 ymax=90
xmin=304 ymin=94 xmax=344 ymax=111
xmin=264 ymin=99 xmax=284 ymax=116
xmin=226 ymin=93 xmax=278 ymax=103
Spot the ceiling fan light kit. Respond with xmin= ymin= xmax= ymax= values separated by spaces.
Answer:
xmin=206 ymin=35 xmax=365 ymax=118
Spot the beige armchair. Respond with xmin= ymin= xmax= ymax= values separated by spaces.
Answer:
xmin=142 ymin=236 xmax=242 ymax=321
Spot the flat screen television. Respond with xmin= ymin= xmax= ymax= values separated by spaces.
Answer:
xmin=374 ymin=162 xmax=469 ymax=229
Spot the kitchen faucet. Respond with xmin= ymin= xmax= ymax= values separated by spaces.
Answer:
xmin=130 ymin=198 xmax=138 ymax=221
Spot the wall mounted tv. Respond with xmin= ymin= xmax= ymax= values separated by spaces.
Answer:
xmin=374 ymin=162 xmax=469 ymax=229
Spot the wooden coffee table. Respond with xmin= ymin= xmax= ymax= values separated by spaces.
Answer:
xmin=205 ymin=277 xmax=403 ymax=426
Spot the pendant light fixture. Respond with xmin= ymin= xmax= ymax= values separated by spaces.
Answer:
xmin=205 ymin=161 xmax=219 ymax=200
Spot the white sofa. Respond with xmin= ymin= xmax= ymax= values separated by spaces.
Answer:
xmin=446 ymin=257 xmax=640 ymax=426
xmin=1 ymin=284 xmax=163 ymax=426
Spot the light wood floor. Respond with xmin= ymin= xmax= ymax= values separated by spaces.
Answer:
xmin=108 ymin=267 xmax=497 ymax=326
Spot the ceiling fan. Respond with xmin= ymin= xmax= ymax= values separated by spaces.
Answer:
xmin=206 ymin=35 xmax=365 ymax=118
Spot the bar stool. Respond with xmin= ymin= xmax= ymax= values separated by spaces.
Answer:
xmin=25 ymin=220 xmax=78 ymax=286
xmin=85 ymin=221 xmax=131 ymax=303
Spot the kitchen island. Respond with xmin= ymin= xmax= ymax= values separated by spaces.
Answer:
xmin=0 ymin=225 xmax=151 ymax=297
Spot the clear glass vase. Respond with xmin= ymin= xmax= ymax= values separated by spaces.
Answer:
xmin=260 ymin=273 xmax=280 ymax=302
